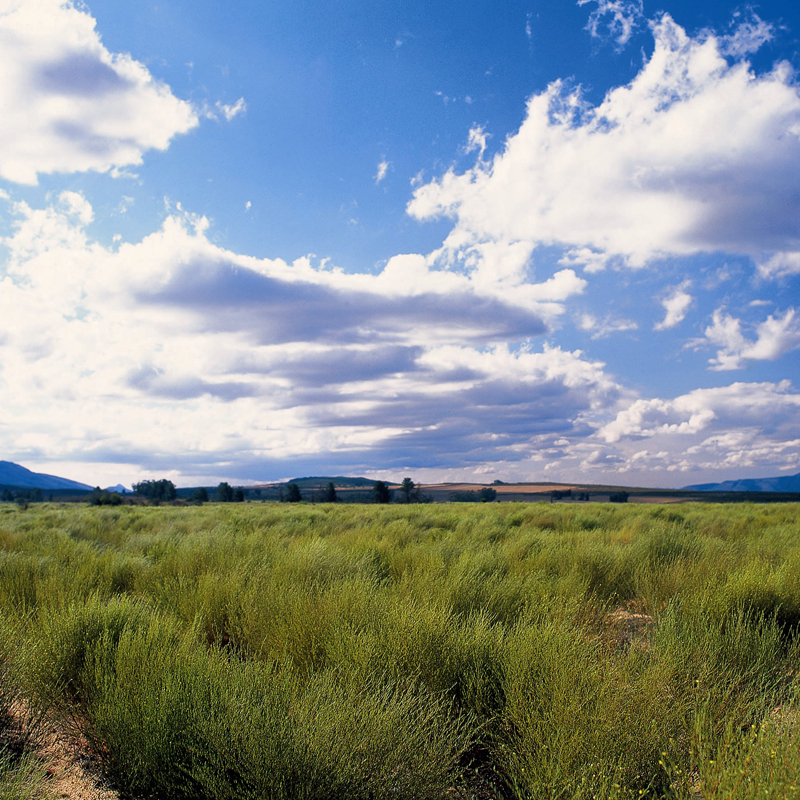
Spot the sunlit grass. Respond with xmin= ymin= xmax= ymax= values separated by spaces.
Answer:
xmin=0 ymin=500 xmax=798 ymax=798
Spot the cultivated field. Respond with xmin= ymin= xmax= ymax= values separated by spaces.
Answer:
xmin=1 ymin=501 xmax=799 ymax=799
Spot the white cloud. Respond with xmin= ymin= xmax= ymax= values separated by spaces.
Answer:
xmin=0 ymin=195 xmax=613 ymax=481
xmin=719 ymin=10 xmax=774 ymax=58
xmin=702 ymin=308 xmax=800 ymax=371
xmin=215 ymin=97 xmax=247 ymax=122
xmin=742 ymin=310 xmax=800 ymax=361
xmin=654 ymin=281 xmax=692 ymax=330
xmin=558 ymin=247 xmax=614 ymax=274
xmin=408 ymin=14 xmax=800 ymax=275
xmin=374 ymin=159 xmax=390 ymax=185
xmin=593 ymin=380 xmax=800 ymax=480
xmin=579 ymin=313 xmax=638 ymax=339
xmin=703 ymin=309 xmax=749 ymax=370
xmin=464 ymin=125 xmax=489 ymax=159
xmin=4 ymin=191 xmax=793 ymax=487
xmin=757 ymin=251 xmax=800 ymax=279
xmin=578 ymin=0 xmax=643 ymax=47
xmin=200 ymin=97 xmax=248 ymax=122
xmin=602 ymin=380 xmax=800 ymax=443
xmin=0 ymin=0 xmax=197 ymax=184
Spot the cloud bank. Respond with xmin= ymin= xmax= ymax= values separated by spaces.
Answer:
xmin=408 ymin=13 xmax=800 ymax=275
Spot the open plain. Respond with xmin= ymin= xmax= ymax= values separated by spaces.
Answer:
xmin=1 ymin=501 xmax=800 ymax=799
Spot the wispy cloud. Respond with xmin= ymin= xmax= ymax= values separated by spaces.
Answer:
xmin=719 ymin=9 xmax=774 ymax=57
xmin=374 ymin=158 xmax=390 ymax=185
xmin=215 ymin=97 xmax=247 ymax=121
xmin=464 ymin=126 xmax=489 ymax=159
xmin=579 ymin=313 xmax=638 ymax=339
xmin=577 ymin=0 xmax=643 ymax=48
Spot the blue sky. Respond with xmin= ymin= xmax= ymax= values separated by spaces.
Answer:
xmin=1 ymin=0 xmax=799 ymax=488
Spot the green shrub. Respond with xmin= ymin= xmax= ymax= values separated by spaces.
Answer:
xmin=0 ymin=749 xmax=48 ymax=800
xmin=500 ymin=611 xmax=683 ymax=798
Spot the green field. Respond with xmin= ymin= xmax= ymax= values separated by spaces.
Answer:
xmin=1 ymin=501 xmax=799 ymax=799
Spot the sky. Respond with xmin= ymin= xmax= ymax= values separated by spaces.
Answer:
xmin=1 ymin=0 xmax=800 ymax=489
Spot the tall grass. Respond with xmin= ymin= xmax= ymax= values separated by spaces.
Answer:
xmin=0 ymin=501 xmax=799 ymax=798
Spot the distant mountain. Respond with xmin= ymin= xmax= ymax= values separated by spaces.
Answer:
xmin=0 ymin=461 xmax=92 ymax=491
xmin=683 ymin=472 xmax=800 ymax=492
xmin=104 ymin=484 xmax=130 ymax=494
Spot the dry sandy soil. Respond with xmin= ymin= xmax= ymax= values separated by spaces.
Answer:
xmin=4 ymin=702 xmax=117 ymax=800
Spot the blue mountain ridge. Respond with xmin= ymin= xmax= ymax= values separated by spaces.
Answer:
xmin=683 ymin=472 xmax=800 ymax=492
xmin=0 ymin=460 xmax=92 ymax=491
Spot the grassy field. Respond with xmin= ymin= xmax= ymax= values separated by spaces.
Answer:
xmin=0 ymin=501 xmax=799 ymax=799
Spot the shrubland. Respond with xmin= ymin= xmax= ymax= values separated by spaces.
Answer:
xmin=0 ymin=501 xmax=799 ymax=798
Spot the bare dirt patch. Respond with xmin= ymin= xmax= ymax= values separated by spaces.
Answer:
xmin=4 ymin=702 xmax=118 ymax=800
xmin=605 ymin=607 xmax=656 ymax=651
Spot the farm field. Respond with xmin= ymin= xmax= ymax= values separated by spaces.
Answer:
xmin=1 ymin=501 xmax=800 ymax=799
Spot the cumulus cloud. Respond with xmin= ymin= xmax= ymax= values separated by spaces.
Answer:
xmin=600 ymin=380 xmax=800 ymax=443
xmin=408 ymin=14 xmax=800 ymax=275
xmin=654 ymin=281 xmax=692 ymax=330
xmin=591 ymin=380 xmax=800 ymax=480
xmin=757 ymin=251 xmax=800 ymax=279
xmin=701 ymin=308 xmax=800 ymax=370
xmin=0 ymin=0 xmax=198 ymax=184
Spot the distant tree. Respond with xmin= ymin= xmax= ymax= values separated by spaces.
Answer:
xmin=1 ymin=489 xmax=13 ymax=503
xmin=90 ymin=489 xmax=122 ymax=506
xmin=191 ymin=487 xmax=209 ymax=504
xmin=217 ymin=482 xmax=234 ymax=502
xmin=609 ymin=491 xmax=629 ymax=503
xmin=285 ymin=483 xmax=302 ymax=503
xmin=448 ymin=487 xmax=495 ymax=503
xmin=449 ymin=490 xmax=479 ymax=503
xmin=31 ymin=488 xmax=43 ymax=503
xmin=234 ymin=488 xmax=245 ymax=503
xmin=372 ymin=481 xmax=391 ymax=504
xmin=323 ymin=481 xmax=338 ymax=503
xmin=401 ymin=477 xmax=416 ymax=503
xmin=133 ymin=479 xmax=177 ymax=502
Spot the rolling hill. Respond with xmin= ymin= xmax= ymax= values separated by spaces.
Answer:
xmin=0 ymin=461 xmax=92 ymax=491
xmin=683 ymin=472 xmax=800 ymax=492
